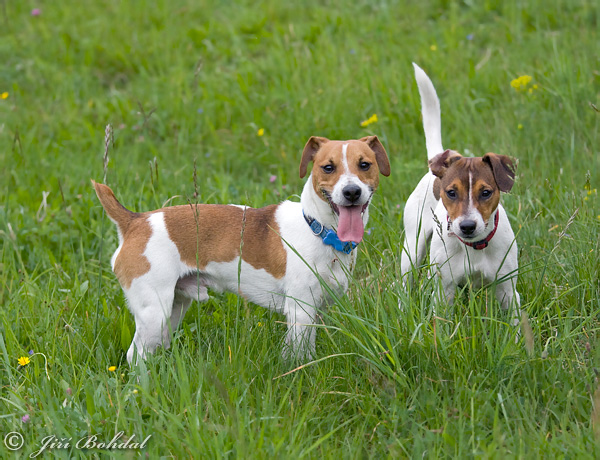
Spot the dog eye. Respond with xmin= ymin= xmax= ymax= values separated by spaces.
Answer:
xmin=322 ymin=164 xmax=335 ymax=174
xmin=481 ymin=189 xmax=492 ymax=199
xmin=359 ymin=161 xmax=371 ymax=171
xmin=446 ymin=189 xmax=457 ymax=199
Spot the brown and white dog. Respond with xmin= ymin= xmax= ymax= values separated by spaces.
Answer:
xmin=94 ymin=136 xmax=390 ymax=363
xmin=400 ymin=64 xmax=521 ymax=327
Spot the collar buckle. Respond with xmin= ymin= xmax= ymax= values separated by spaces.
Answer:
xmin=309 ymin=219 xmax=324 ymax=236
xmin=303 ymin=211 xmax=358 ymax=254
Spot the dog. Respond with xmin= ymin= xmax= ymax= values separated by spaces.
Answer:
xmin=94 ymin=136 xmax=390 ymax=363
xmin=401 ymin=63 xmax=521 ymax=328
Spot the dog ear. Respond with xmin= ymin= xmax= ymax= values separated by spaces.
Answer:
xmin=483 ymin=153 xmax=516 ymax=192
xmin=360 ymin=136 xmax=391 ymax=176
xmin=429 ymin=150 xmax=461 ymax=178
xmin=300 ymin=136 xmax=329 ymax=178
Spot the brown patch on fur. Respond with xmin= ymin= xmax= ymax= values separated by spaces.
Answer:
xmin=472 ymin=178 xmax=501 ymax=223
xmin=163 ymin=204 xmax=287 ymax=279
xmin=300 ymin=136 xmax=330 ymax=178
xmin=429 ymin=150 xmax=462 ymax=179
xmin=359 ymin=136 xmax=391 ymax=176
xmin=441 ymin=176 xmax=470 ymax=222
xmin=433 ymin=177 xmax=442 ymax=200
xmin=309 ymin=138 xmax=389 ymax=204
xmin=113 ymin=217 xmax=152 ymax=289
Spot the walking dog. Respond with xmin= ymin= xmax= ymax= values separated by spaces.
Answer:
xmin=94 ymin=136 xmax=390 ymax=363
xmin=401 ymin=64 xmax=521 ymax=326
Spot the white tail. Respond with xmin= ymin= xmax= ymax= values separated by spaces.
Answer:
xmin=412 ymin=63 xmax=444 ymax=161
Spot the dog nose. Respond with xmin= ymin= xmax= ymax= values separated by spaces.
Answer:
xmin=342 ymin=185 xmax=362 ymax=203
xmin=459 ymin=219 xmax=477 ymax=236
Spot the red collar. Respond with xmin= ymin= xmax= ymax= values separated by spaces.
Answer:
xmin=450 ymin=211 xmax=499 ymax=250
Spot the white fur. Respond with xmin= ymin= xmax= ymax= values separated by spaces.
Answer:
xmin=121 ymin=174 xmax=367 ymax=364
xmin=413 ymin=63 xmax=443 ymax=160
xmin=330 ymin=144 xmax=373 ymax=210
xmin=401 ymin=63 xmax=521 ymax=330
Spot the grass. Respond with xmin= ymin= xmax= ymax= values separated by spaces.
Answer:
xmin=1 ymin=0 xmax=599 ymax=457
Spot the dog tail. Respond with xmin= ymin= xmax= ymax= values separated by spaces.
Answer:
xmin=413 ymin=63 xmax=444 ymax=161
xmin=92 ymin=180 xmax=138 ymax=234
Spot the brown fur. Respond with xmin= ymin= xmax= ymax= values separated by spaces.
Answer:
xmin=299 ymin=136 xmax=330 ymax=178
xmin=429 ymin=151 xmax=515 ymax=224
xmin=113 ymin=218 xmax=152 ymax=289
xmin=162 ymin=204 xmax=286 ymax=278
xmin=360 ymin=136 xmax=391 ymax=176
xmin=482 ymin=152 xmax=516 ymax=193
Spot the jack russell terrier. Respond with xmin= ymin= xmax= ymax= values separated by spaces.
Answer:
xmin=401 ymin=63 xmax=521 ymax=328
xmin=94 ymin=136 xmax=390 ymax=363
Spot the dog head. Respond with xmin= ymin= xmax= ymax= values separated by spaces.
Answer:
xmin=299 ymin=136 xmax=390 ymax=243
xmin=429 ymin=150 xmax=516 ymax=240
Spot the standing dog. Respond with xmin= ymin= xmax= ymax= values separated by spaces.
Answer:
xmin=401 ymin=63 xmax=521 ymax=326
xmin=94 ymin=136 xmax=390 ymax=363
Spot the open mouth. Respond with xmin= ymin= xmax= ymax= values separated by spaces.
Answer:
xmin=329 ymin=201 xmax=369 ymax=216
xmin=322 ymin=189 xmax=369 ymax=243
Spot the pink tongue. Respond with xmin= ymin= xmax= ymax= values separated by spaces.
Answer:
xmin=337 ymin=206 xmax=364 ymax=243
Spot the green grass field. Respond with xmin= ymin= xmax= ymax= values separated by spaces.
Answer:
xmin=1 ymin=0 xmax=599 ymax=457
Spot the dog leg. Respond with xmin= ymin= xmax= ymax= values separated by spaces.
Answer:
xmin=401 ymin=232 xmax=429 ymax=280
xmin=496 ymin=280 xmax=521 ymax=334
xmin=432 ymin=276 xmax=456 ymax=317
xmin=495 ymin=274 xmax=522 ymax=343
xmin=399 ymin=228 xmax=431 ymax=313
xmin=428 ymin=260 xmax=456 ymax=315
xmin=164 ymin=291 xmax=194 ymax=344
xmin=281 ymin=297 xmax=317 ymax=361
xmin=400 ymin=174 xmax=437 ymax=283
xmin=497 ymin=280 xmax=520 ymax=319
xmin=169 ymin=273 xmax=210 ymax=334
xmin=441 ymin=277 xmax=456 ymax=306
xmin=125 ymin=284 xmax=175 ymax=364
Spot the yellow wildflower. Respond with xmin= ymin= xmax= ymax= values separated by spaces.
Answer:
xmin=518 ymin=124 xmax=523 ymax=130
xmin=510 ymin=75 xmax=533 ymax=91
xmin=108 ymin=365 xmax=116 ymax=372
xmin=360 ymin=113 xmax=378 ymax=128
xmin=18 ymin=356 xmax=31 ymax=366
xmin=1 ymin=92 xmax=8 ymax=99
xmin=430 ymin=44 xmax=437 ymax=51
xmin=257 ymin=128 xmax=264 ymax=137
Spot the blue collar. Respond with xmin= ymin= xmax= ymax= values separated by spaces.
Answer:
xmin=303 ymin=211 xmax=358 ymax=255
